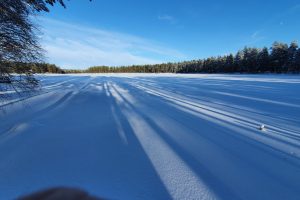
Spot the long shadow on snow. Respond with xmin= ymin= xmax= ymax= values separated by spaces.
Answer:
xmin=104 ymin=80 xmax=173 ymax=199
xmin=0 ymin=85 xmax=170 ymax=200
xmin=124 ymin=79 xmax=300 ymax=167
xmin=0 ymin=91 xmax=74 ymax=139
xmin=127 ymin=80 xmax=300 ymax=149
xmin=110 ymin=82 xmax=239 ymax=199
xmin=113 ymin=81 xmax=300 ymax=195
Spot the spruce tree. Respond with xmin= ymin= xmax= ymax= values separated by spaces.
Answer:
xmin=234 ymin=50 xmax=243 ymax=72
xmin=270 ymin=42 xmax=289 ymax=72
xmin=257 ymin=47 xmax=270 ymax=72
xmin=294 ymin=48 xmax=300 ymax=72
xmin=286 ymin=41 xmax=298 ymax=72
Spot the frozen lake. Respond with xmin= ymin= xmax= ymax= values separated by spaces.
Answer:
xmin=1 ymin=74 xmax=300 ymax=199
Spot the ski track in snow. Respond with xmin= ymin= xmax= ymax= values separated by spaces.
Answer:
xmin=0 ymin=74 xmax=300 ymax=200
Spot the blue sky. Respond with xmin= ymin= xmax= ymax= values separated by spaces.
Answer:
xmin=40 ymin=0 xmax=300 ymax=69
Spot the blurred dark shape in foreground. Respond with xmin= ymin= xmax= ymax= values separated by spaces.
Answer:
xmin=18 ymin=187 xmax=103 ymax=200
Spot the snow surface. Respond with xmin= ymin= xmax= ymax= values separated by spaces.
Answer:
xmin=1 ymin=74 xmax=300 ymax=199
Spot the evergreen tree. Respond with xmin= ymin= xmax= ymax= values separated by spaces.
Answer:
xmin=286 ymin=41 xmax=298 ymax=72
xmin=234 ymin=50 xmax=243 ymax=72
xmin=249 ymin=48 xmax=259 ymax=72
xmin=270 ymin=42 xmax=289 ymax=72
xmin=294 ymin=48 xmax=300 ymax=72
xmin=225 ymin=54 xmax=234 ymax=72
xmin=257 ymin=47 xmax=270 ymax=72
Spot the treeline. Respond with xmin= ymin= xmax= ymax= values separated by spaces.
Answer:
xmin=84 ymin=41 xmax=300 ymax=74
xmin=5 ymin=62 xmax=65 ymax=74
xmin=6 ymin=41 xmax=300 ymax=74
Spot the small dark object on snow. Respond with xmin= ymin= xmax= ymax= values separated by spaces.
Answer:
xmin=18 ymin=187 xmax=103 ymax=200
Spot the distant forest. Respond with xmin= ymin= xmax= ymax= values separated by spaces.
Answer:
xmin=6 ymin=62 xmax=65 ymax=74
xmin=9 ymin=41 xmax=300 ymax=74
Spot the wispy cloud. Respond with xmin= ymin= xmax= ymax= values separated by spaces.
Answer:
xmin=158 ymin=14 xmax=176 ymax=24
xmin=251 ymin=30 xmax=262 ymax=39
xmin=39 ymin=18 xmax=185 ymax=69
xmin=249 ymin=30 xmax=265 ymax=44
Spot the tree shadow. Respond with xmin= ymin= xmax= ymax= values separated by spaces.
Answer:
xmin=103 ymin=80 xmax=172 ymax=199
xmin=112 ymin=80 xmax=300 ymax=199
xmin=111 ymin=83 xmax=238 ymax=199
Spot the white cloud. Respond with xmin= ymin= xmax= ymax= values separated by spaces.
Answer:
xmin=39 ymin=18 xmax=185 ymax=69
xmin=158 ymin=14 xmax=176 ymax=24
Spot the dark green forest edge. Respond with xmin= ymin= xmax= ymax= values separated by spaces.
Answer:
xmin=10 ymin=41 xmax=300 ymax=74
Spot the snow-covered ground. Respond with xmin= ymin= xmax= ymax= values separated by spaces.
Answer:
xmin=1 ymin=74 xmax=300 ymax=199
